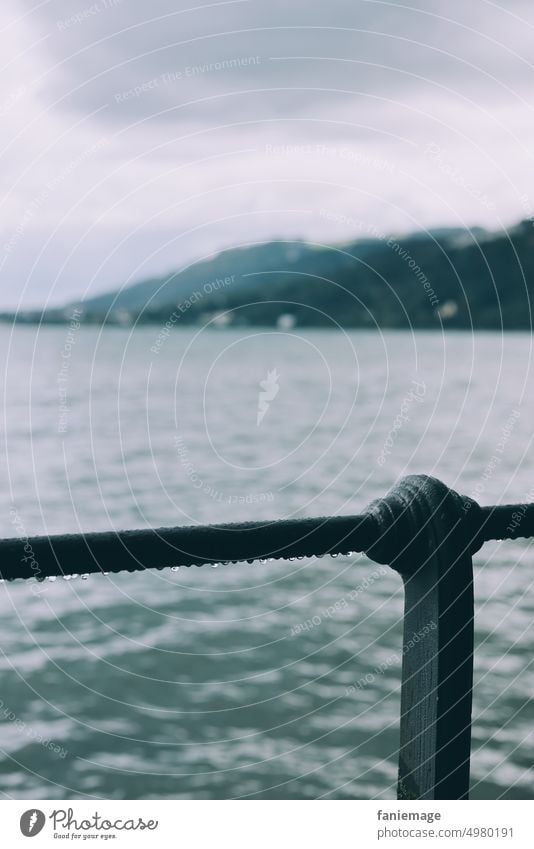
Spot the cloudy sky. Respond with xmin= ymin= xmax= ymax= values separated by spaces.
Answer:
xmin=2 ymin=0 xmax=534 ymax=307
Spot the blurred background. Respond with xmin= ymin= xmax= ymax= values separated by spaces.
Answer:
xmin=0 ymin=0 xmax=533 ymax=799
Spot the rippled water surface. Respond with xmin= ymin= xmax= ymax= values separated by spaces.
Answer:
xmin=0 ymin=326 xmax=533 ymax=799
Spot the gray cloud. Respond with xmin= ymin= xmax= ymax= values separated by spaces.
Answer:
xmin=2 ymin=0 xmax=534 ymax=306
xmin=27 ymin=0 xmax=534 ymax=123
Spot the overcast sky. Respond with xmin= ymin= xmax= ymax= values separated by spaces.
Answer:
xmin=2 ymin=0 xmax=534 ymax=308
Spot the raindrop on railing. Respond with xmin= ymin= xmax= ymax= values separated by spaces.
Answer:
xmin=171 ymin=566 xmax=180 ymax=572
xmin=331 ymin=553 xmax=339 ymax=558
xmin=81 ymin=574 xmax=89 ymax=580
xmin=48 ymin=576 xmax=57 ymax=582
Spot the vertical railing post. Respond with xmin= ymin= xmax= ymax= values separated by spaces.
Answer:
xmin=366 ymin=475 xmax=478 ymax=800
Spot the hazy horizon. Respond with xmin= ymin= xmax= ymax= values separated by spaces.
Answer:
xmin=2 ymin=0 xmax=534 ymax=309
xmin=4 ymin=217 xmax=523 ymax=313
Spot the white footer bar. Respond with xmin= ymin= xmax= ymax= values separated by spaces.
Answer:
xmin=1 ymin=799 xmax=531 ymax=848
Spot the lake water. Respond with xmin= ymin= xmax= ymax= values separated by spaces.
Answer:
xmin=0 ymin=325 xmax=533 ymax=799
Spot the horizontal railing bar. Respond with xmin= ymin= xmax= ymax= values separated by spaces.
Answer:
xmin=0 ymin=514 xmax=379 ymax=581
xmin=477 ymin=504 xmax=534 ymax=541
xmin=2 ymin=494 xmax=534 ymax=582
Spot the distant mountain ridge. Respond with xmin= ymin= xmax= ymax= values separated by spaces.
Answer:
xmin=4 ymin=221 xmax=534 ymax=329
xmin=76 ymin=241 xmax=318 ymax=314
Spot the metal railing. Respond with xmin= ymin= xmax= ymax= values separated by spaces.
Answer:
xmin=1 ymin=474 xmax=533 ymax=800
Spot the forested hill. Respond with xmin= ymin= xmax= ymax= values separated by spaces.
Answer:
xmin=6 ymin=221 xmax=534 ymax=330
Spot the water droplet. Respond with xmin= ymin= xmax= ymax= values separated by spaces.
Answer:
xmin=81 ymin=574 xmax=89 ymax=580
xmin=331 ymin=553 xmax=339 ymax=558
xmin=210 ymin=562 xmax=219 ymax=568
xmin=62 ymin=575 xmax=71 ymax=581
xmin=288 ymin=557 xmax=296 ymax=561
xmin=297 ymin=556 xmax=305 ymax=560
xmin=171 ymin=566 xmax=180 ymax=572
xmin=71 ymin=574 xmax=79 ymax=580
xmin=259 ymin=559 xmax=268 ymax=565
xmin=103 ymin=572 xmax=109 ymax=576
xmin=48 ymin=576 xmax=57 ymax=583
